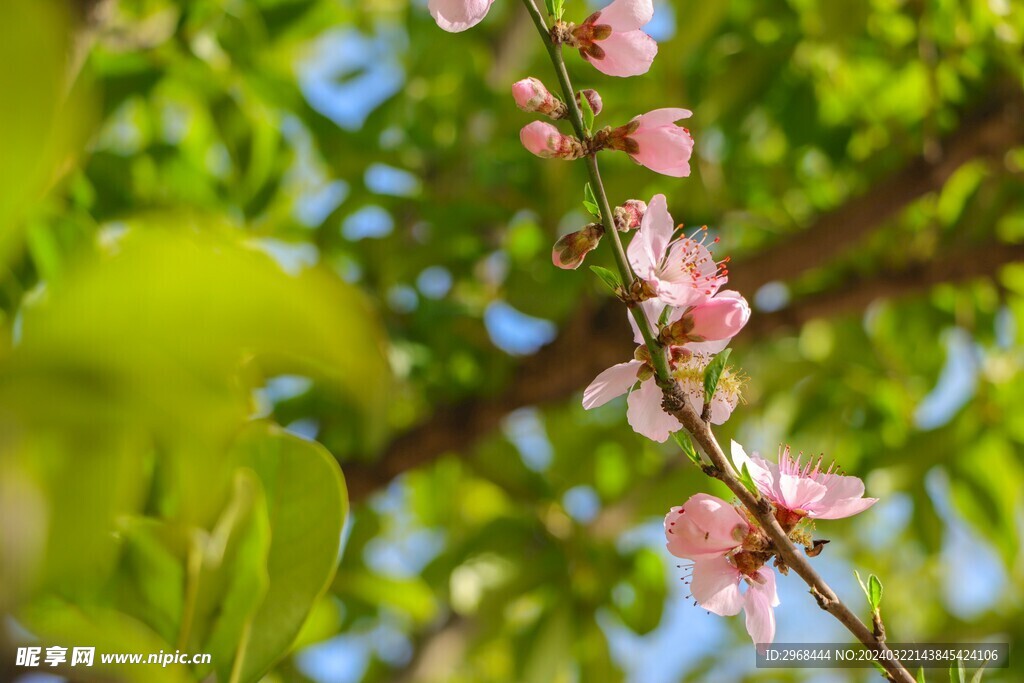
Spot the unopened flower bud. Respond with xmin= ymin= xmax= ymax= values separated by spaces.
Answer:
xmin=613 ymin=199 xmax=646 ymax=231
xmin=520 ymin=121 xmax=584 ymax=159
xmin=512 ymin=77 xmax=566 ymax=118
xmin=688 ymin=292 xmax=750 ymax=341
xmin=576 ymin=89 xmax=603 ymax=116
xmin=552 ymin=223 xmax=604 ymax=270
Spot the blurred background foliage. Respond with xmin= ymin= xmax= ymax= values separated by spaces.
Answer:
xmin=0 ymin=0 xmax=1022 ymax=681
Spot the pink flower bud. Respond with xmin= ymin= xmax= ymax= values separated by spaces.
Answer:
xmin=513 ymin=78 xmax=563 ymax=117
xmin=613 ymin=199 xmax=646 ymax=231
xmin=552 ymin=224 xmax=604 ymax=270
xmin=686 ymin=291 xmax=750 ymax=342
xmin=613 ymin=108 xmax=694 ymax=177
xmin=519 ymin=121 xmax=582 ymax=159
xmin=577 ymin=89 xmax=603 ymax=116
xmin=664 ymin=493 xmax=750 ymax=560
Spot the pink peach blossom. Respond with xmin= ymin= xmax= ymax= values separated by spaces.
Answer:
xmin=626 ymin=194 xmax=727 ymax=308
xmin=731 ymin=441 xmax=879 ymax=524
xmin=582 ymin=360 xmax=682 ymax=442
xmin=691 ymin=554 xmax=780 ymax=649
xmin=619 ymin=108 xmax=694 ymax=177
xmin=429 ymin=0 xmax=494 ymax=32
xmin=674 ymin=352 xmax=741 ymax=424
xmin=572 ymin=0 xmax=658 ymax=77
xmin=664 ymin=493 xmax=751 ymax=560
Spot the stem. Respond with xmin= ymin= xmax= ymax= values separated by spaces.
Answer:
xmin=519 ymin=0 xmax=670 ymax=381
xmin=518 ymin=1 xmax=915 ymax=681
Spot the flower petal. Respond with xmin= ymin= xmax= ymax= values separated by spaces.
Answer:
xmin=638 ymin=108 xmax=693 ymax=127
xmin=775 ymin=473 xmax=828 ymax=512
xmin=664 ymin=493 xmax=748 ymax=559
xmin=810 ymin=496 xmax=878 ymax=520
xmin=589 ymin=30 xmax=658 ymax=78
xmin=627 ymin=194 xmax=673 ymax=279
xmin=597 ymin=0 xmax=654 ymax=31
xmin=583 ymin=360 xmax=642 ymax=409
xmin=626 ymin=377 xmax=682 ymax=442
xmin=743 ymin=568 xmax=779 ymax=650
xmin=690 ymin=555 xmax=744 ymax=616
xmin=428 ymin=0 xmax=494 ymax=32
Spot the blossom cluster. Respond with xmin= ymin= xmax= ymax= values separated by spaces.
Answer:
xmin=665 ymin=443 xmax=877 ymax=646
xmin=428 ymin=0 xmax=881 ymax=655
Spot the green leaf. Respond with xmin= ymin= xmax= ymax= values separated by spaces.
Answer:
xmin=544 ymin=0 xmax=556 ymax=16
xmin=918 ymin=667 xmax=927 ymax=683
xmin=969 ymin=664 xmax=987 ymax=683
xmin=22 ymin=600 xmax=194 ymax=683
xmin=583 ymin=182 xmax=600 ymax=217
xmin=739 ymin=462 xmax=759 ymax=497
xmin=589 ymin=265 xmax=621 ymax=292
xmin=580 ymin=90 xmax=595 ymax=134
xmin=702 ymin=348 xmax=732 ymax=405
xmin=672 ymin=431 xmax=702 ymax=466
xmin=229 ymin=425 xmax=349 ymax=683
xmin=194 ymin=470 xmax=272 ymax=682
xmin=951 ymin=658 xmax=965 ymax=683
xmin=868 ymin=574 xmax=883 ymax=611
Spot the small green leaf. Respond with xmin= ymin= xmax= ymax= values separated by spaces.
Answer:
xmin=951 ymin=659 xmax=965 ymax=683
xmin=580 ymin=90 xmax=595 ymax=134
xmin=544 ymin=0 xmax=556 ymax=16
xmin=672 ymin=431 xmax=702 ymax=467
xmin=583 ymin=183 xmax=600 ymax=217
xmin=702 ymin=348 xmax=732 ymax=405
xmin=657 ymin=305 xmax=672 ymax=327
xmin=969 ymin=664 xmax=987 ymax=683
xmin=918 ymin=667 xmax=926 ymax=683
xmin=589 ymin=265 xmax=620 ymax=292
xmin=868 ymin=574 xmax=883 ymax=611
xmin=552 ymin=0 xmax=565 ymax=19
xmin=739 ymin=462 xmax=759 ymax=497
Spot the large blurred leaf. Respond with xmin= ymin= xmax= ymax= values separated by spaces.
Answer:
xmin=228 ymin=424 xmax=349 ymax=682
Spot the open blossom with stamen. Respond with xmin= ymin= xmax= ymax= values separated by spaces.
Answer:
xmin=664 ymin=494 xmax=779 ymax=648
xmin=583 ymin=339 xmax=741 ymax=440
xmin=566 ymin=0 xmax=658 ymax=77
xmin=611 ymin=109 xmax=694 ymax=177
xmin=731 ymin=441 xmax=879 ymax=527
xmin=627 ymin=194 xmax=728 ymax=308
xmin=429 ymin=0 xmax=494 ymax=32
xmin=673 ymin=352 xmax=742 ymax=424
xmin=691 ymin=554 xmax=779 ymax=649
xmin=582 ymin=354 xmax=682 ymax=442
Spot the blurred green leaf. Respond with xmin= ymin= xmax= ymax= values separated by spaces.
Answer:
xmin=228 ymin=424 xmax=348 ymax=683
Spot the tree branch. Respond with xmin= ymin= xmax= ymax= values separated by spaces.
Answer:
xmin=347 ymin=238 xmax=1024 ymax=502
